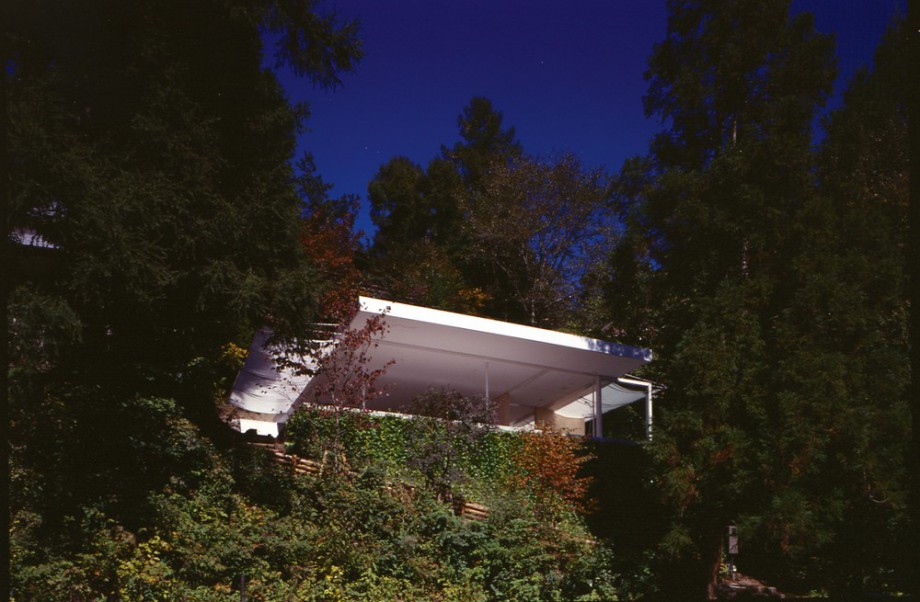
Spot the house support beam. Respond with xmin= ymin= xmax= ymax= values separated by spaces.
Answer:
xmin=593 ymin=375 xmax=603 ymax=438
xmin=646 ymin=385 xmax=653 ymax=441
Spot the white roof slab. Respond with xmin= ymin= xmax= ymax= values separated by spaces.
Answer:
xmin=310 ymin=297 xmax=652 ymax=425
xmin=230 ymin=297 xmax=653 ymax=434
xmin=229 ymin=328 xmax=312 ymax=415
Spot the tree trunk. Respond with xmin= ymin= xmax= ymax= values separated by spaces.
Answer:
xmin=705 ymin=533 xmax=724 ymax=600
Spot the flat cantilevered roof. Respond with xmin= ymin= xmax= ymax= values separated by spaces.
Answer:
xmin=303 ymin=297 xmax=653 ymax=426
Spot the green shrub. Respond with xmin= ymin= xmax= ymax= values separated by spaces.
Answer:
xmin=286 ymin=398 xmax=523 ymax=501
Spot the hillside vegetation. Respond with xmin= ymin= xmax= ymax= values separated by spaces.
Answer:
xmin=12 ymin=392 xmax=625 ymax=600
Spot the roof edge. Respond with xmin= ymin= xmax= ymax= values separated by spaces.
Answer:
xmin=357 ymin=296 xmax=652 ymax=362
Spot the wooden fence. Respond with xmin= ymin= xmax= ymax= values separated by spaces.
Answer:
xmin=249 ymin=443 xmax=490 ymax=521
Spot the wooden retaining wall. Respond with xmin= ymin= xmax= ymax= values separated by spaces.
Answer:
xmin=249 ymin=443 xmax=490 ymax=521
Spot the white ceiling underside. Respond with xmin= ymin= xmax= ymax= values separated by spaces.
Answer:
xmin=302 ymin=297 xmax=652 ymax=426
xmin=555 ymin=381 xmax=649 ymax=420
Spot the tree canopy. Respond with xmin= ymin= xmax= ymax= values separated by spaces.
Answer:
xmin=6 ymin=0 xmax=361 ymax=395
xmin=460 ymin=153 xmax=609 ymax=327
xmin=365 ymin=97 xmax=609 ymax=328
xmin=5 ymin=0 xmax=361 ymax=597
xmin=605 ymin=3 xmax=910 ymax=596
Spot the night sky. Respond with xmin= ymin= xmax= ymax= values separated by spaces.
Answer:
xmin=273 ymin=0 xmax=906 ymax=238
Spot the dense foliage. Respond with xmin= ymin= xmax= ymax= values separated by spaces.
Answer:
xmin=285 ymin=392 xmax=591 ymax=515
xmin=9 ymin=382 xmax=620 ymax=600
xmin=12 ymin=394 xmax=624 ymax=601
xmin=7 ymin=0 xmax=361 ymax=398
xmin=4 ymin=0 xmax=912 ymax=599
xmin=364 ymin=98 xmax=610 ymax=329
xmin=4 ymin=0 xmax=360 ymax=598
xmin=603 ymin=3 xmax=910 ymax=597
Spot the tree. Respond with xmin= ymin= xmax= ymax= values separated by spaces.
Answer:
xmin=297 ymin=153 xmax=363 ymax=322
xmin=604 ymin=0 xmax=867 ymax=597
xmin=5 ymin=1 xmax=361 ymax=595
xmin=365 ymin=99 xmax=609 ymax=330
xmin=6 ymin=0 xmax=361 ymax=399
xmin=510 ymin=427 xmax=595 ymax=524
xmin=367 ymin=156 xmax=430 ymax=254
xmin=461 ymin=153 xmax=610 ymax=328
xmin=610 ymin=6 xmax=911 ymax=597
xmin=368 ymin=95 xmax=525 ymax=255
xmin=406 ymin=387 xmax=495 ymax=503
xmin=802 ymin=18 xmax=911 ymax=592
xmin=363 ymin=239 xmax=487 ymax=313
xmin=297 ymin=305 xmax=392 ymax=469
xmin=365 ymin=155 xmax=479 ymax=312
xmin=441 ymin=96 xmax=523 ymax=186
xmin=364 ymin=97 xmax=521 ymax=316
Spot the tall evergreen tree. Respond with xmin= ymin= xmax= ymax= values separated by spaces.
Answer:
xmin=803 ymin=18 xmax=911 ymax=591
xmin=367 ymin=156 xmax=430 ymax=252
xmin=364 ymin=155 xmax=474 ymax=311
xmin=6 ymin=0 xmax=361 ymax=397
xmin=599 ymin=0 xmax=909 ymax=596
xmin=367 ymin=97 xmax=520 ymax=254
xmin=4 ymin=0 xmax=361 ymax=583
xmin=441 ymin=96 xmax=523 ymax=186
xmin=610 ymin=5 xmax=910 ymax=596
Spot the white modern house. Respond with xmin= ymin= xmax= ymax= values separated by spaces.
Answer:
xmin=228 ymin=296 xmax=655 ymax=439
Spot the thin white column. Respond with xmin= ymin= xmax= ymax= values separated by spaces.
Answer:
xmin=593 ymin=375 xmax=603 ymax=438
xmin=646 ymin=383 xmax=653 ymax=441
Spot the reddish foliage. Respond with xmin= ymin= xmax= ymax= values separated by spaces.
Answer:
xmin=297 ymin=184 xmax=398 ymax=466
xmin=308 ymin=309 xmax=392 ymax=411
xmin=510 ymin=427 xmax=595 ymax=521
xmin=300 ymin=195 xmax=362 ymax=323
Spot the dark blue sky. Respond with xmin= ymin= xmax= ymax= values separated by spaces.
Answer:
xmin=275 ymin=0 xmax=905 ymax=237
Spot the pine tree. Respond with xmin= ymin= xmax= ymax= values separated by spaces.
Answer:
xmin=6 ymin=0 xmax=361 ymax=397
xmin=610 ymin=6 xmax=911 ymax=596
xmin=801 ymin=18 xmax=911 ymax=592
xmin=603 ymin=0 xmax=876 ymax=596
xmin=441 ymin=96 xmax=523 ymax=186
